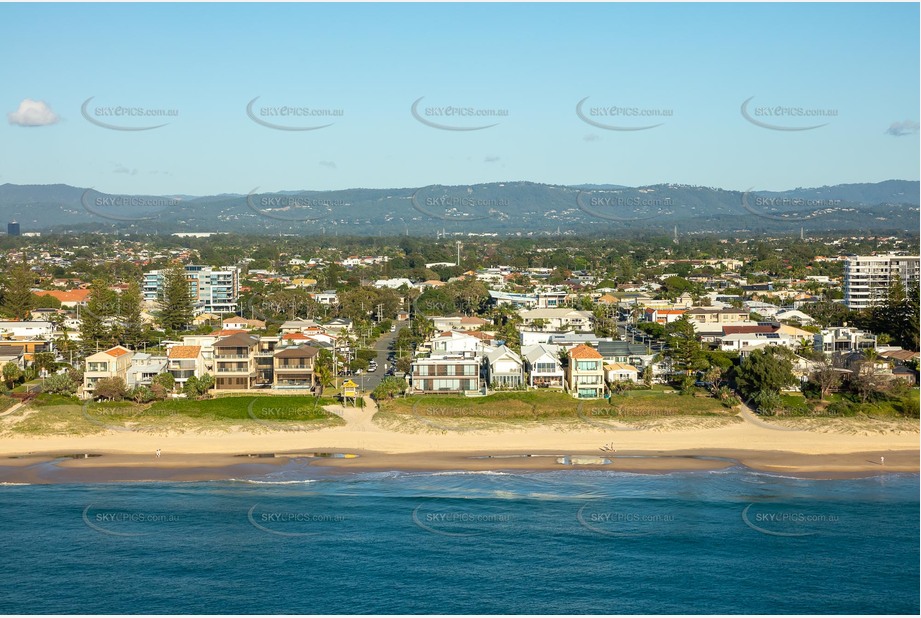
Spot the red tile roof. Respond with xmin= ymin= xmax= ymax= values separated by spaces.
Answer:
xmin=569 ymin=344 xmax=602 ymax=359
xmin=168 ymin=345 xmax=201 ymax=359
xmin=35 ymin=289 xmax=91 ymax=303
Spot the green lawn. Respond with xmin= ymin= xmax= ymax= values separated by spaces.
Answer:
xmin=378 ymin=388 xmax=732 ymax=423
xmin=93 ymin=396 xmax=342 ymax=422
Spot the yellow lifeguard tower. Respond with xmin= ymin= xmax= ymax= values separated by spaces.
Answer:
xmin=341 ymin=379 xmax=360 ymax=407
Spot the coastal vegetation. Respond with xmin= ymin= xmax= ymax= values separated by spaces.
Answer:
xmin=0 ymin=394 xmax=344 ymax=436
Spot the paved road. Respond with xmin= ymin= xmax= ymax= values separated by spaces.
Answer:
xmin=354 ymin=321 xmax=407 ymax=392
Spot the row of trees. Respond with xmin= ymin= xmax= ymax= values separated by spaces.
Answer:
xmin=78 ymin=262 xmax=195 ymax=354
xmin=91 ymin=373 xmax=215 ymax=402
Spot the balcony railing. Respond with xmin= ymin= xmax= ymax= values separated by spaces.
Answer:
xmin=213 ymin=353 xmax=250 ymax=359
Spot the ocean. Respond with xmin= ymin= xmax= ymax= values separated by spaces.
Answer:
xmin=1 ymin=464 xmax=917 ymax=614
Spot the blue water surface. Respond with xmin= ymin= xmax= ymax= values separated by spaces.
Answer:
xmin=0 ymin=465 xmax=917 ymax=614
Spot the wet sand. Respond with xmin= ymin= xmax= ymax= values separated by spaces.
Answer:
xmin=0 ymin=447 xmax=915 ymax=484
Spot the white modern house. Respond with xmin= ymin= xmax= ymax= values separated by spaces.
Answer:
xmin=484 ymin=345 xmax=524 ymax=389
xmin=430 ymin=331 xmax=484 ymax=357
xmin=410 ymin=355 xmax=483 ymax=394
xmin=814 ymin=327 xmax=877 ymax=354
xmin=719 ymin=332 xmax=800 ymax=355
xmin=521 ymin=343 xmax=565 ymax=389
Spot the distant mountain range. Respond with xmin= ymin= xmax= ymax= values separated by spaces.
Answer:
xmin=0 ymin=180 xmax=917 ymax=237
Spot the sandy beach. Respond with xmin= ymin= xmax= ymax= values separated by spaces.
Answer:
xmin=1 ymin=400 xmax=917 ymax=483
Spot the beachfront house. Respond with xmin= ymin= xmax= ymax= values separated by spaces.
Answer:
xmin=484 ymin=345 xmax=524 ymax=389
xmin=273 ymin=345 xmax=319 ymax=389
xmin=605 ymin=362 xmax=640 ymax=384
xmin=565 ymin=344 xmax=605 ymax=399
xmin=212 ymin=332 xmax=259 ymax=390
xmin=82 ymin=345 xmax=134 ymax=398
xmin=521 ymin=343 xmax=565 ymax=389
xmin=410 ymin=355 xmax=483 ymax=394
xmin=167 ymin=345 xmax=206 ymax=391
xmin=126 ymin=353 xmax=168 ymax=389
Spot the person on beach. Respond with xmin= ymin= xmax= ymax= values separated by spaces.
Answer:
xmin=880 ymin=456 xmax=884 ymax=465
xmin=156 ymin=449 xmax=161 ymax=458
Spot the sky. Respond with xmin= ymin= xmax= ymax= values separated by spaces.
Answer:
xmin=1 ymin=1 xmax=919 ymax=196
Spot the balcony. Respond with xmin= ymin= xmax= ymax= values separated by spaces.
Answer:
xmin=213 ymin=353 xmax=250 ymax=359
xmin=216 ymin=363 xmax=253 ymax=373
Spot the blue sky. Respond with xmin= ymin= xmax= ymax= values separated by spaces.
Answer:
xmin=1 ymin=2 xmax=918 ymax=195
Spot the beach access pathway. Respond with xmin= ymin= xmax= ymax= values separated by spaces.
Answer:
xmin=737 ymin=400 xmax=801 ymax=432
xmin=325 ymin=396 xmax=382 ymax=432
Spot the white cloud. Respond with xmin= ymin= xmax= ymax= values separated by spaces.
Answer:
xmin=7 ymin=98 xmax=59 ymax=126
xmin=885 ymin=120 xmax=920 ymax=137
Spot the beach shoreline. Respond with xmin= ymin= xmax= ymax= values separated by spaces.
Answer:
xmin=0 ymin=446 xmax=916 ymax=484
xmin=2 ymin=404 xmax=918 ymax=483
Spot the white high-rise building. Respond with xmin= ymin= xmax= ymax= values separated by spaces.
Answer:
xmin=843 ymin=254 xmax=919 ymax=310
xmin=144 ymin=265 xmax=240 ymax=314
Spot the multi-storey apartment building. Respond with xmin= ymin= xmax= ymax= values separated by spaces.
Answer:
xmin=143 ymin=265 xmax=240 ymax=314
xmin=843 ymin=254 xmax=920 ymax=310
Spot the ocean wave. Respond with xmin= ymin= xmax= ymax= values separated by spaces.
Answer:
xmin=227 ymin=478 xmax=318 ymax=485
xmin=0 ymin=482 xmax=31 ymax=486
xmin=428 ymin=470 xmax=513 ymax=477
